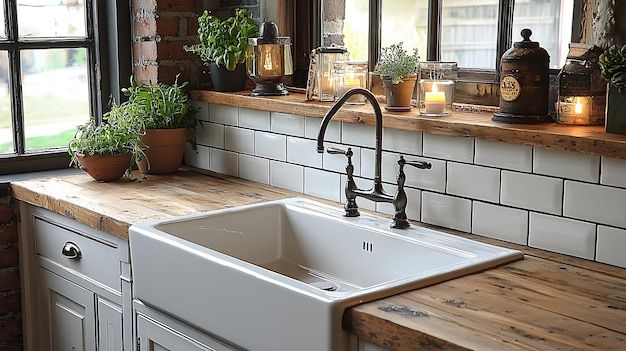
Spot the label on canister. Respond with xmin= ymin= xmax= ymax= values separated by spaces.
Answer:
xmin=500 ymin=75 xmax=521 ymax=101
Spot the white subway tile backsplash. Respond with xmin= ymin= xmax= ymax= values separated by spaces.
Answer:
xmin=474 ymin=139 xmax=532 ymax=172
xmin=197 ymin=122 xmax=224 ymax=148
xmin=238 ymin=155 xmax=269 ymax=184
xmin=423 ymin=134 xmax=474 ymax=163
xmin=501 ymin=171 xmax=563 ymax=215
xmin=304 ymin=168 xmax=341 ymax=202
xmin=421 ymin=192 xmax=472 ymax=232
xmin=184 ymin=144 xmax=210 ymax=170
xmin=404 ymin=155 xmax=446 ymax=192
xmin=529 ymin=212 xmax=596 ymax=259
xmin=533 ymin=147 xmax=600 ymax=183
xmin=472 ymin=202 xmax=528 ymax=245
xmin=342 ymin=122 xmax=376 ymax=148
xmin=601 ymin=157 xmax=626 ymax=189
xmin=255 ymin=132 xmax=286 ymax=161
xmin=340 ymin=175 xmax=376 ymax=211
xmin=224 ymin=126 xmax=254 ymax=155
xmin=360 ymin=149 xmax=393 ymax=181
xmin=209 ymin=104 xmax=238 ymax=126
xmin=323 ymin=143 xmax=361 ymax=176
xmin=382 ymin=128 xmax=422 ymax=155
xmin=305 ymin=117 xmax=341 ymax=142
xmin=287 ymin=137 xmax=322 ymax=168
xmin=563 ymin=181 xmax=626 ymax=228
xmin=596 ymin=226 xmax=626 ymax=268
xmin=209 ymin=148 xmax=238 ymax=176
xmin=376 ymin=184 xmax=421 ymax=221
xmin=270 ymin=161 xmax=303 ymax=192
xmin=271 ymin=112 xmax=305 ymax=136
xmin=447 ymin=163 xmax=500 ymax=202
xmin=239 ymin=108 xmax=270 ymax=131
xmin=191 ymin=101 xmax=209 ymax=121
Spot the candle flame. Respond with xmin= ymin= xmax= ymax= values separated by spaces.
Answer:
xmin=432 ymin=83 xmax=439 ymax=93
xmin=574 ymin=97 xmax=583 ymax=114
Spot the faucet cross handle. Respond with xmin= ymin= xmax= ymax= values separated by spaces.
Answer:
xmin=398 ymin=155 xmax=432 ymax=170
xmin=327 ymin=147 xmax=354 ymax=177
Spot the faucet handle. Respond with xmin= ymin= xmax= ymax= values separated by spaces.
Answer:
xmin=327 ymin=147 xmax=353 ymax=159
xmin=398 ymin=155 xmax=432 ymax=170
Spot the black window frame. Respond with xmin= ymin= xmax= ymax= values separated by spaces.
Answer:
xmin=0 ymin=0 xmax=132 ymax=175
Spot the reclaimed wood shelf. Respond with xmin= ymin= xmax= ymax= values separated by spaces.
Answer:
xmin=190 ymin=90 xmax=626 ymax=160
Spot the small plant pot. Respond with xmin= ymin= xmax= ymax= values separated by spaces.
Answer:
xmin=606 ymin=84 xmax=626 ymax=135
xmin=138 ymin=128 xmax=188 ymax=175
xmin=76 ymin=154 xmax=131 ymax=182
xmin=382 ymin=75 xmax=417 ymax=112
xmin=209 ymin=62 xmax=247 ymax=92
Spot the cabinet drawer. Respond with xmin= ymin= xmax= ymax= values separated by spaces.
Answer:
xmin=33 ymin=217 xmax=120 ymax=291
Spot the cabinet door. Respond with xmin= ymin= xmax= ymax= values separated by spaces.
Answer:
xmin=136 ymin=314 xmax=213 ymax=351
xmin=38 ymin=268 xmax=97 ymax=351
xmin=97 ymin=298 xmax=123 ymax=351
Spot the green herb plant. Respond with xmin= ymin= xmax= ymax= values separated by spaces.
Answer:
xmin=600 ymin=44 xmax=626 ymax=93
xmin=375 ymin=43 xmax=420 ymax=84
xmin=184 ymin=8 xmax=258 ymax=71
xmin=68 ymin=118 xmax=146 ymax=169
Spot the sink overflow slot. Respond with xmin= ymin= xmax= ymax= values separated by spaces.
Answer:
xmin=362 ymin=241 xmax=373 ymax=252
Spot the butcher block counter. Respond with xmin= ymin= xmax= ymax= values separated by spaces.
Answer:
xmin=10 ymin=170 xmax=626 ymax=351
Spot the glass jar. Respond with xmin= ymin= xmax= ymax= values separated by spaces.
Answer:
xmin=418 ymin=62 xmax=458 ymax=116
xmin=315 ymin=46 xmax=349 ymax=102
xmin=334 ymin=61 xmax=368 ymax=105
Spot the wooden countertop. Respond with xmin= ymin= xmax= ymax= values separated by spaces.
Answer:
xmin=189 ymin=90 xmax=626 ymax=160
xmin=11 ymin=170 xmax=626 ymax=350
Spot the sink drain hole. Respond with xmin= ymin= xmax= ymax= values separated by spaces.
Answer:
xmin=310 ymin=281 xmax=338 ymax=292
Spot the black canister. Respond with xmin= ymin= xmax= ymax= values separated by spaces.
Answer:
xmin=493 ymin=29 xmax=550 ymax=123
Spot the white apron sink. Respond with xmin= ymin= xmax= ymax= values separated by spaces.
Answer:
xmin=130 ymin=198 xmax=522 ymax=351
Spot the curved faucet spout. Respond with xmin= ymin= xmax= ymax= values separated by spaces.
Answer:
xmin=316 ymin=88 xmax=384 ymax=184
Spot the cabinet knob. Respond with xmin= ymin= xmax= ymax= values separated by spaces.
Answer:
xmin=61 ymin=242 xmax=82 ymax=260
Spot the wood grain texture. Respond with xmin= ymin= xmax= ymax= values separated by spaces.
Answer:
xmin=10 ymin=170 xmax=626 ymax=350
xmin=189 ymin=90 xmax=626 ymax=160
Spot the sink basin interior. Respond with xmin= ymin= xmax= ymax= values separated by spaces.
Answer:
xmin=154 ymin=200 xmax=510 ymax=294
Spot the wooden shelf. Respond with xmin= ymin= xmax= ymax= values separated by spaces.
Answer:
xmin=190 ymin=90 xmax=626 ymax=160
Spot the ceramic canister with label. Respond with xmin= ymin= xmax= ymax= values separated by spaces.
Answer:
xmin=493 ymin=29 xmax=550 ymax=123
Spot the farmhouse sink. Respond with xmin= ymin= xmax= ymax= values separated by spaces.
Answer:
xmin=130 ymin=198 xmax=522 ymax=351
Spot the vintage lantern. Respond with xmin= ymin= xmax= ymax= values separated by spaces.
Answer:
xmin=305 ymin=45 xmax=349 ymax=102
xmin=556 ymin=44 xmax=606 ymax=125
xmin=493 ymin=29 xmax=550 ymax=123
xmin=246 ymin=20 xmax=293 ymax=96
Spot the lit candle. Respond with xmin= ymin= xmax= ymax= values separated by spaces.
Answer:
xmin=574 ymin=97 xmax=583 ymax=115
xmin=424 ymin=83 xmax=446 ymax=114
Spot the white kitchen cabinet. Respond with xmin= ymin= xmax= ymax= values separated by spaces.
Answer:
xmin=98 ymin=298 xmax=124 ymax=351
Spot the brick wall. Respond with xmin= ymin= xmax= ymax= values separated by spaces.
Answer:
xmin=0 ymin=184 xmax=21 ymax=351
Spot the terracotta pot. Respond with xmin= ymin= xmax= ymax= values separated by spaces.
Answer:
xmin=77 ymin=154 xmax=131 ymax=182
xmin=382 ymin=75 xmax=417 ymax=111
xmin=138 ymin=128 xmax=188 ymax=174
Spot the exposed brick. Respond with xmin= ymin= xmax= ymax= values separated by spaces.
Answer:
xmin=0 ymin=270 xmax=20 ymax=294
xmin=0 ymin=204 xmax=13 ymax=223
xmin=187 ymin=16 xmax=199 ymax=36
xmin=134 ymin=17 xmax=156 ymax=38
xmin=135 ymin=64 xmax=158 ymax=84
xmin=0 ymin=292 xmax=20 ymax=316
xmin=0 ymin=223 xmax=17 ymax=246
xmin=323 ymin=0 xmax=346 ymax=20
xmin=156 ymin=0 xmax=201 ymax=12
xmin=158 ymin=63 xmax=193 ymax=85
xmin=0 ymin=248 xmax=18 ymax=270
xmin=157 ymin=39 xmax=197 ymax=61
xmin=0 ymin=343 xmax=23 ymax=351
xmin=0 ymin=317 xmax=22 ymax=343
xmin=132 ymin=0 xmax=156 ymax=12
xmin=156 ymin=16 xmax=179 ymax=37
xmin=133 ymin=41 xmax=158 ymax=62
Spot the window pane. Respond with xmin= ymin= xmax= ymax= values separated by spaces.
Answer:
xmin=381 ymin=0 xmax=428 ymax=60
xmin=18 ymin=0 xmax=86 ymax=38
xmin=0 ymin=52 xmax=12 ymax=154
xmin=21 ymin=48 xmax=90 ymax=151
xmin=513 ymin=0 xmax=573 ymax=69
xmin=323 ymin=0 xmax=369 ymax=61
xmin=441 ymin=0 xmax=499 ymax=69
xmin=0 ymin=0 xmax=5 ymax=38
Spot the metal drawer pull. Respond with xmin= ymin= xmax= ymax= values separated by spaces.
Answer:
xmin=61 ymin=242 xmax=82 ymax=260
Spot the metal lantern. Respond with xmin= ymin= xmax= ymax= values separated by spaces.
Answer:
xmin=556 ymin=44 xmax=606 ymax=125
xmin=493 ymin=29 xmax=550 ymax=123
xmin=246 ymin=20 xmax=293 ymax=96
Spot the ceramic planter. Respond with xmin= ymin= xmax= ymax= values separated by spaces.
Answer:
xmin=382 ymin=75 xmax=417 ymax=112
xmin=606 ymin=84 xmax=626 ymax=135
xmin=77 ymin=154 xmax=131 ymax=182
xmin=138 ymin=128 xmax=188 ymax=174
xmin=209 ymin=62 xmax=247 ymax=92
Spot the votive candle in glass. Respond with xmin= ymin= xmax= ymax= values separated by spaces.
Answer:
xmin=418 ymin=62 xmax=457 ymax=116
xmin=334 ymin=61 xmax=368 ymax=105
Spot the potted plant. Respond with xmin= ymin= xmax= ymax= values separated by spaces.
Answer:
xmin=599 ymin=44 xmax=626 ymax=135
xmin=108 ymin=77 xmax=196 ymax=174
xmin=185 ymin=8 xmax=258 ymax=92
xmin=375 ymin=43 xmax=420 ymax=111
xmin=68 ymin=119 xmax=145 ymax=182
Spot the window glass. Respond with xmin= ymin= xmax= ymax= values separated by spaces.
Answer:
xmin=323 ymin=0 xmax=369 ymax=61
xmin=441 ymin=0 xmax=499 ymax=69
xmin=18 ymin=0 xmax=86 ymax=38
xmin=513 ymin=0 xmax=573 ymax=69
xmin=381 ymin=0 xmax=428 ymax=60
xmin=0 ymin=51 xmax=12 ymax=154
xmin=21 ymin=48 xmax=90 ymax=151
xmin=0 ymin=0 xmax=6 ymax=38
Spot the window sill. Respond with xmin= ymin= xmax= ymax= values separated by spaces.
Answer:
xmin=0 ymin=151 xmax=71 ymax=176
xmin=189 ymin=90 xmax=626 ymax=160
